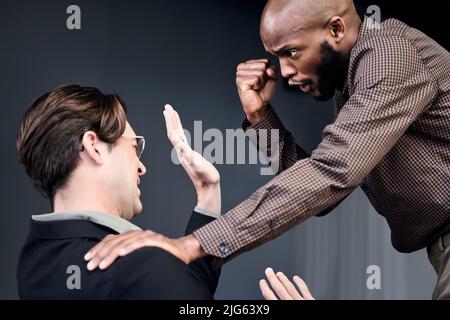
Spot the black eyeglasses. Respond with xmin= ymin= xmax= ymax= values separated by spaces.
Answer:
xmin=79 ymin=134 xmax=146 ymax=159
xmin=122 ymin=135 xmax=146 ymax=159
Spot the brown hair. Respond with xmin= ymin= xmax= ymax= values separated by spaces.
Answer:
xmin=16 ymin=84 xmax=128 ymax=203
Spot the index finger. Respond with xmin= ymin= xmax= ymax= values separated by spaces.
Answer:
xmin=265 ymin=268 xmax=293 ymax=300
xmin=246 ymin=58 xmax=269 ymax=64
xmin=171 ymin=108 xmax=184 ymax=133
xmin=84 ymin=230 xmax=137 ymax=260
xmin=164 ymin=104 xmax=176 ymax=131
xmin=84 ymin=234 xmax=116 ymax=261
xmin=163 ymin=109 xmax=174 ymax=136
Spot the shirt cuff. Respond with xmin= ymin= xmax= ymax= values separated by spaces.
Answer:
xmin=194 ymin=206 xmax=220 ymax=219
xmin=241 ymin=105 xmax=286 ymax=132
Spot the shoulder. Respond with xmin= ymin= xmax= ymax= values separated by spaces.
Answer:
xmin=113 ymin=246 xmax=185 ymax=272
xmin=350 ymin=29 xmax=428 ymax=89
xmin=110 ymin=247 xmax=212 ymax=299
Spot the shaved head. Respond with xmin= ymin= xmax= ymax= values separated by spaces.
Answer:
xmin=261 ymin=0 xmax=357 ymax=49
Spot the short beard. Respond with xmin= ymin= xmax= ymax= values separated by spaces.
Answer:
xmin=314 ymin=41 xmax=348 ymax=101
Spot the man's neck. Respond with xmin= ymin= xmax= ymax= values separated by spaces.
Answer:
xmin=53 ymin=186 xmax=121 ymax=218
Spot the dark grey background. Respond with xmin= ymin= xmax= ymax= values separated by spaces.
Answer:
xmin=0 ymin=0 xmax=447 ymax=299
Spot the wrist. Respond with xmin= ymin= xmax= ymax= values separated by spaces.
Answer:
xmin=177 ymin=234 xmax=206 ymax=264
xmin=196 ymin=183 xmax=221 ymax=215
xmin=246 ymin=104 xmax=269 ymax=124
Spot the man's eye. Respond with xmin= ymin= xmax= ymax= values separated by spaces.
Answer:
xmin=286 ymin=49 xmax=298 ymax=58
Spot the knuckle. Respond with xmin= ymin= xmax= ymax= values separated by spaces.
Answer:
xmin=156 ymin=234 xmax=165 ymax=241
xmin=97 ymin=247 xmax=110 ymax=259
xmin=255 ymin=63 xmax=265 ymax=70
xmin=137 ymin=236 xmax=146 ymax=243
xmin=144 ymin=230 xmax=153 ymax=237
xmin=121 ymin=243 xmax=131 ymax=251
xmin=237 ymin=70 xmax=249 ymax=78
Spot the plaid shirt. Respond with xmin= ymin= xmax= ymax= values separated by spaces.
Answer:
xmin=194 ymin=16 xmax=450 ymax=266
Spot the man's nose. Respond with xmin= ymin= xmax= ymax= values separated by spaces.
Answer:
xmin=138 ymin=161 xmax=147 ymax=176
xmin=279 ymin=58 xmax=297 ymax=78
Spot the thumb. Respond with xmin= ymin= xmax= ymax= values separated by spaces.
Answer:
xmin=266 ymin=66 xmax=278 ymax=80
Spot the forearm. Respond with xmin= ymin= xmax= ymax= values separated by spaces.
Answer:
xmin=243 ymin=105 xmax=308 ymax=174
xmin=192 ymin=157 xmax=356 ymax=265
xmin=180 ymin=206 xmax=221 ymax=266
xmin=195 ymin=183 xmax=221 ymax=216
xmin=176 ymin=234 xmax=207 ymax=263
xmin=243 ymin=105 xmax=325 ymax=218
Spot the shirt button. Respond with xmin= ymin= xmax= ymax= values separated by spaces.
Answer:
xmin=270 ymin=219 xmax=278 ymax=229
xmin=219 ymin=242 xmax=230 ymax=255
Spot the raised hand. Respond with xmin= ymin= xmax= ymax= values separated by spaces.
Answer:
xmin=163 ymin=104 xmax=221 ymax=214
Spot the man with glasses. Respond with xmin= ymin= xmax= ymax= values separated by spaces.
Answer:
xmin=16 ymin=84 xmax=222 ymax=299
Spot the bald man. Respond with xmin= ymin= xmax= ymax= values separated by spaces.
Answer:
xmin=85 ymin=0 xmax=449 ymax=299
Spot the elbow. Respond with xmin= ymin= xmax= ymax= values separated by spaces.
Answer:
xmin=309 ymin=153 xmax=366 ymax=190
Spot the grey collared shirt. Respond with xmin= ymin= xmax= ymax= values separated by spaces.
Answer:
xmin=32 ymin=206 xmax=219 ymax=234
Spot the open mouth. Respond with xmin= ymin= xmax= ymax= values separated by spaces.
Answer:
xmin=289 ymin=79 xmax=313 ymax=93
xmin=298 ymin=83 xmax=311 ymax=93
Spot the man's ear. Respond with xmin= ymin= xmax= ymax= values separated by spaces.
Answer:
xmin=79 ymin=131 xmax=104 ymax=165
xmin=327 ymin=16 xmax=346 ymax=44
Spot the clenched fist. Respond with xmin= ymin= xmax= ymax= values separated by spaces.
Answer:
xmin=236 ymin=59 xmax=278 ymax=124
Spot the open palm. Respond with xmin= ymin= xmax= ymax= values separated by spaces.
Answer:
xmin=163 ymin=104 xmax=220 ymax=188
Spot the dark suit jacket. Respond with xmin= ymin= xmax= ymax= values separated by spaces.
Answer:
xmin=17 ymin=211 xmax=220 ymax=299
